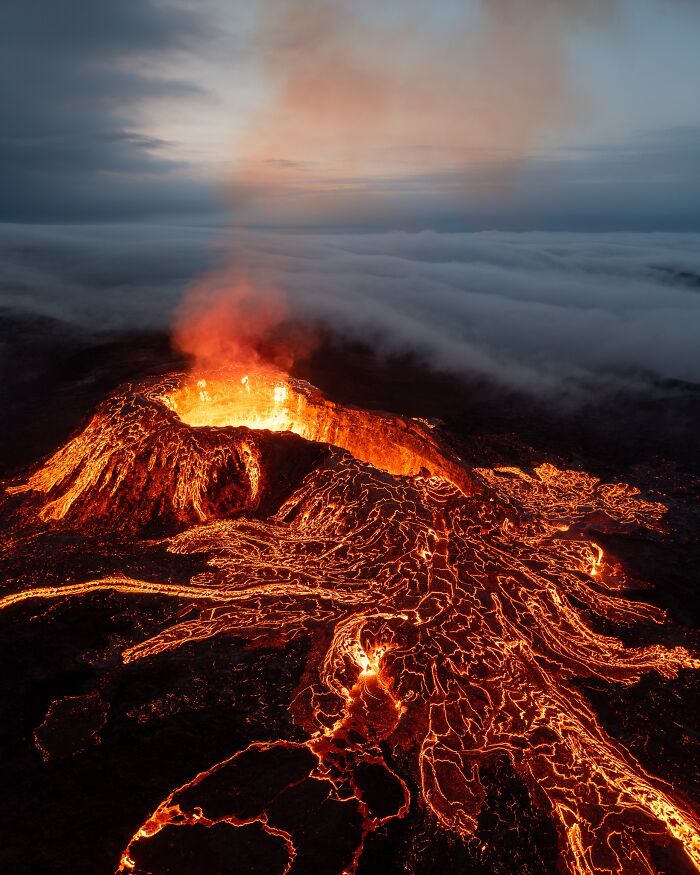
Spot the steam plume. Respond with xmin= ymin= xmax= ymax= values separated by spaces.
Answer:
xmin=236 ymin=0 xmax=621 ymax=202
xmin=172 ymin=267 xmax=318 ymax=377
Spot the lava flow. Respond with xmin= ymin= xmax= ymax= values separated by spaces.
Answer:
xmin=2 ymin=366 xmax=700 ymax=875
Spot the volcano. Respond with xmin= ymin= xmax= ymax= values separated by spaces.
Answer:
xmin=1 ymin=364 xmax=699 ymax=875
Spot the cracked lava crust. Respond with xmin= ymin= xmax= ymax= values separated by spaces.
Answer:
xmin=2 ymin=369 xmax=699 ymax=875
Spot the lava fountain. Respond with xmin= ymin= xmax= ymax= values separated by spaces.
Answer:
xmin=2 ymin=361 xmax=700 ymax=875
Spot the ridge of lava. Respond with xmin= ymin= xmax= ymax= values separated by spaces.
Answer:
xmin=5 ymin=370 xmax=473 ymax=534
xmin=1 ymin=368 xmax=699 ymax=875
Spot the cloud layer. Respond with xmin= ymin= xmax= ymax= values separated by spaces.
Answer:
xmin=237 ymin=229 xmax=700 ymax=400
xmin=2 ymin=224 xmax=699 ymax=404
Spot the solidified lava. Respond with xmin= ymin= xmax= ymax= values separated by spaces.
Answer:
xmin=2 ymin=369 xmax=699 ymax=875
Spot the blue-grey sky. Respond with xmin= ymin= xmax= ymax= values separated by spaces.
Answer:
xmin=1 ymin=0 xmax=700 ymax=229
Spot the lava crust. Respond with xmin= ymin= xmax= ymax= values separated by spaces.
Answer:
xmin=2 ymin=371 xmax=699 ymax=875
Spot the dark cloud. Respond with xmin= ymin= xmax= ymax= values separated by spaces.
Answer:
xmin=2 ymin=0 xmax=698 ymax=230
xmin=2 ymin=224 xmax=699 ymax=404
xmin=0 ymin=0 xmax=222 ymax=221
xmin=233 ymin=126 xmax=700 ymax=232
xmin=509 ymin=127 xmax=700 ymax=231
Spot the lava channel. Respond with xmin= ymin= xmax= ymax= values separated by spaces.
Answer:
xmin=1 ymin=369 xmax=699 ymax=875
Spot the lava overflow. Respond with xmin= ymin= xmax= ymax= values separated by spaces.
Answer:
xmin=2 ymin=367 xmax=699 ymax=875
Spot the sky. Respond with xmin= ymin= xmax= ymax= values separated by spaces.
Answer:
xmin=1 ymin=0 xmax=700 ymax=230
xmin=2 ymin=1 xmax=700 ymax=403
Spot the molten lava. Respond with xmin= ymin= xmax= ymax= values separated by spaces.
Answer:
xmin=2 ymin=367 xmax=699 ymax=875
xmin=163 ymin=371 xmax=473 ymax=493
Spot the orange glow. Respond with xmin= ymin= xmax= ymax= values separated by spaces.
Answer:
xmin=162 ymin=370 xmax=474 ymax=492
xmin=171 ymin=272 xmax=292 ymax=377
xmin=230 ymin=0 xmax=618 ymax=216
xmin=3 ymin=369 xmax=699 ymax=875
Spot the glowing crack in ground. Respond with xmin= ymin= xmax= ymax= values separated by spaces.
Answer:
xmin=2 ymin=372 xmax=699 ymax=875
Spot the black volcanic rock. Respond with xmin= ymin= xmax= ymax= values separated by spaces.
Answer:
xmin=6 ymin=380 xmax=326 ymax=535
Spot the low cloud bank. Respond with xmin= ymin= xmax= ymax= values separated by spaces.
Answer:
xmin=2 ymin=224 xmax=700 ymax=403
xmin=0 ymin=223 xmax=222 ymax=329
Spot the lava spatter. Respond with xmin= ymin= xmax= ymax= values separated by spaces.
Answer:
xmin=2 ymin=369 xmax=699 ymax=875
